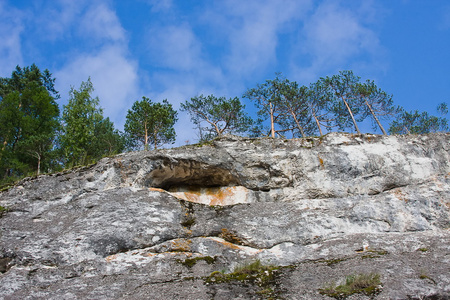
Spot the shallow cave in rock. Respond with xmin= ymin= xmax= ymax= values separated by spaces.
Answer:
xmin=145 ymin=159 xmax=240 ymax=190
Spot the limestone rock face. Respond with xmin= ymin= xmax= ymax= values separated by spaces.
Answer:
xmin=0 ymin=133 xmax=449 ymax=299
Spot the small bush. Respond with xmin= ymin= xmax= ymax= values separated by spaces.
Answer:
xmin=319 ymin=273 xmax=382 ymax=299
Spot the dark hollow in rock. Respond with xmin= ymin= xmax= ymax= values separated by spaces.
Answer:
xmin=145 ymin=158 xmax=240 ymax=190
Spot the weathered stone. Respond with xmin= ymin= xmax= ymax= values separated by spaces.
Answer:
xmin=0 ymin=133 xmax=449 ymax=299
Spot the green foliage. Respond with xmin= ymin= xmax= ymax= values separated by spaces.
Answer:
xmin=205 ymin=260 xmax=281 ymax=299
xmin=306 ymin=80 xmax=336 ymax=136
xmin=125 ymin=97 xmax=177 ymax=150
xmin=319 ymin=273 xmax=382 ymax=299
xmin=0 ymin=64 xmax=60 ymax=180
xmin=357 ymin=79 xmax=399 ymax=135
xmin=181 ymin=94 xmax=252 ymax=141
xmin=177 ymin=256 xmax=216 ymax=268
xmin=244 ymin=71 xmax=396 ymax=138
xmin=205 ymin=260 xmax=279 ymax=285
xmin=269 ymin=75 xmax=315 ymax=138
xmin=243 ymin=73 xmax=286 ymax=138
xmin=320 ymin=70 xmax=364 ymax=134
xmin=58 ymin=78 xmax=124 ymax=167
xmin=389 ymin=103 xmax=449 ymax=134
xmin=0 ymin=205 xmax=7 ymax=216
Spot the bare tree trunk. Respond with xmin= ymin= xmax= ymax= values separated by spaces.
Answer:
xmin=364 ymin=100 xmax=387 ymax=135
xmin=144 ymin=123 xmax=149 ymax=151
xmin=290 ymin=112 xmax=306 ymax=138
xmin=341 ymin=97 xmax=360 ymax=134
xmin=270 ymin=102 xmax=275 ymax=138
xmin=310 ymin=108 xmax=323 ymax=136
xmin=36 ymin=153 xmax=41 ymax=176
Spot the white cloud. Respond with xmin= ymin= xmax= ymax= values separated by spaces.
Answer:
xmin=80 ymin=2 xmax=127 ymax=43
xmin=440 ymin=5 xmax=450 ymax=30
xmin=148 ymin=24 xmax=202 ymax=71
xmin=0 ymin=2 xmax=23 ymax=76
xmin=146 ymin=0 xmax=173 ymax=12
xmin=294 ymin=1 xmax=386 ymax=82
xmin=56 ymin=47 xmax=139 ymax=130
xmin=40 ymin=0 xmax=86 ymax=40
xmin=53 ymin=1 xmax=139 ymax=129
xmin=207 ymin=0 xmax=312 ymax=76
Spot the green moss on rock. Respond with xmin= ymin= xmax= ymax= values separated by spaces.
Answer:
xmin=319 ymin=273 xmax=382 ymax=299
xmin=177 ymin=256 xmax=216 ymax=268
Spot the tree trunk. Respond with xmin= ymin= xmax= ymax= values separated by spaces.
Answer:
xmin=341 ymin=97 xmax=360 ymax=134
xmin=270 ymin=102 xmax=275 ymax=138
xmin=36 ymin=153 xmax=41 ymax=176
xmin=310 ymin=108 xmax=323 ymax=136
xmin=144 ymin=123 xmax=149 ymax=151
xmin=290 ymin=112 xmax=306 ymax=138
xmin=364 ymin=100 xmax=387 ymax=135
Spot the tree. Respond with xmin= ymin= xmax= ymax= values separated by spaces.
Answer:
xmin=276 ymin=79 xmax=316 ymax=138
xmin=321 ymin=70 xmax=363 ymax=134
xmin=181 ymin=94 xmax=252 ymax=139
xmin=389 ymin=103 xmax=449 ymax=134
xmin=91 ymin=117 xmax=126 ymax=158
xmin=59 ymin=78 xmax=123 ymax=167
xmin=243 ymin=74 xmax=287 ymax=138
xmin=306 ymin=81 xmax=336 ymax=136
xmin=0 ymin=64 xmax=60 ymax=179
xmin=125 ymin=97 xmax=177 ymax=150
xmin=356 ymin=80 xmax=398 ymax=135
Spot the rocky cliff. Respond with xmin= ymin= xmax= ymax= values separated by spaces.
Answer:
xmin=0 ymin=133 xmax=449 ymax=299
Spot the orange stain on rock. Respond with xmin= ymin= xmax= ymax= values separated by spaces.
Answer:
xmin=169 ymin=186 xmax=249 ymax=206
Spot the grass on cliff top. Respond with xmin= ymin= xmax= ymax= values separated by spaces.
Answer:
xmin=319 ymin=273 xmax=382 ymax=299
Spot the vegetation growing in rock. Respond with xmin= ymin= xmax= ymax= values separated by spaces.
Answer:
xmin=0 ymin=205 xmax=7 ymax=217
xmin=180 ymin=217 xmax=196 ymax=228
xmin=319 ymin=273 xmax=382 ymax=299
xmin=418 ymin=270 xmax=436 ymax=285
xmin=205 ymin=260 xmax=281 ymax=298
xmin=360 ymin=249 xmax=389 ymax=259
xmin=219 ymin=228 xmax=246 ymax=245
xmin=177 ymin=256 xmax=216 ymax=268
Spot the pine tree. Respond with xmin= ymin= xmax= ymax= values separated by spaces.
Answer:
xmin=181 ymin=94 xmax=252 ymax=139
xmin=125 ymin=97 xmax=177 ymax=150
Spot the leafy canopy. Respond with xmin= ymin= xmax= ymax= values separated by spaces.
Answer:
xmin=125 ymin=97 xmax=177 ymax=150
xmin=181 ymin=94 xmax=252 ymax=140
xmin=0 ymin=64 xmax=60 ymax=179
xmin=59 ymin=78 xmax=124 ymax=167
xmin=389 ymin=103 xmax=449 ymax=134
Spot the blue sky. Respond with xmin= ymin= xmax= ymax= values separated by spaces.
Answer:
xmin=1 ymin=0 xmax=449 ymax=145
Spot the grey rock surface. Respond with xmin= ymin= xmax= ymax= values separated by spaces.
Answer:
xmin=0 ymin=133 xmax=449 ymax=299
